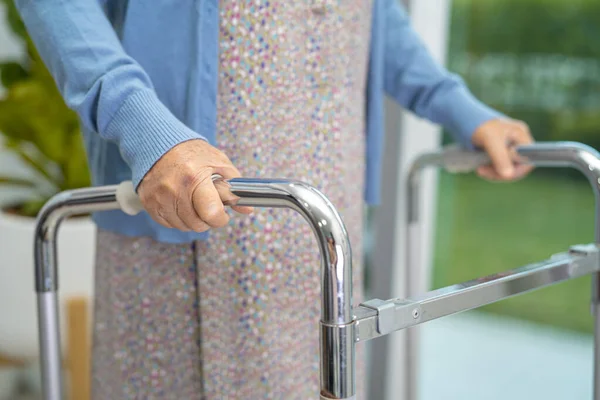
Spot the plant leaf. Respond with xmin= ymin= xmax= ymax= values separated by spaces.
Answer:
xmin=16 ymin=149 xmax=58 ymax=188
xmin=0 ymin=79 xmax=76 ymax=164
xmin=3 ymin=141 xmax=59 ymax=188
xmin=0 ymin=176 xmax=37 ymax=187
xmin=0 ymin=97 xmax=36 ymax=142
xmin=0 ymin=1 xmax=91 ymax=196
xmin=0 ymin=61 xmax=29 ymax=88
xmin=61 ymin=128 xmax=91 ymax=190
xmin=19 ymin=198 xmax=48 ymax=217
xmin=1 ymin=0 xmax=27 ymax=40
xmin=26 ymin=37 xmax=54 ymax=85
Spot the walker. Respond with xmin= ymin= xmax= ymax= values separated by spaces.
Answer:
xmin=33 ymin=141 xmax=600 ymax=399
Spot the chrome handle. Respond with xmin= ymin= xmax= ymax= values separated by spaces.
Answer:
xmin=411 ymin=141 xmax=600 ymax=174
xmin=401 ymin=142 xmax=600 ymax=400
xmin=34 ymin=176 xmax=355 ymax=399
xmin=407 ymin=141 xmax=600 ymax=224
xmin=36 ymin=176 xmax=353 ymax=322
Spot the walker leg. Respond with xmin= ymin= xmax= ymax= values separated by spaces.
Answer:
xmin=37 ymin=292 xmax=63 ymax=400
xmin=320 ymin=322 xmax=356 ymax=400
xmin=592 ymin=175 xmax=600 ymax=400
xmin=593 ymin=275 xmax=600 ymax=400
xmin=405 ymin=222 xmax=422 ymax=400
xmin=405 ymin=328 xmax=419 ymax=400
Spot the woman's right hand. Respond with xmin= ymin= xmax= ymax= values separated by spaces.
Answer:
xmin=137 ymin=139 xmax=253 ymax=232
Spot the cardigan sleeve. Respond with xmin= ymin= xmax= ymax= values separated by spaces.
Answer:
xmin=382 ymin=0 xmax=503 ymax=147
xmin=14 ymin=0 xmax=205 ymax=188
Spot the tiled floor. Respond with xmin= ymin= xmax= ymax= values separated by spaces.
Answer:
xmin=418 ymin=311 xmax=593 ymax=400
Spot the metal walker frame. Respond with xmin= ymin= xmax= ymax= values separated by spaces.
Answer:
xmin=33 ymin=141 xmax=600 ymax=399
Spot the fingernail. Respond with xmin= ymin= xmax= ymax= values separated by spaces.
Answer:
xmin=501 ymin=167 xmax=513 ymax=178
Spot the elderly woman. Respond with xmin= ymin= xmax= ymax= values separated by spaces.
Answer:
xmin=15 ymin=0 xmax=533 ymax=398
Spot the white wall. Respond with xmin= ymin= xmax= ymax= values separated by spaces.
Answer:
xmin=386 ymin=1 xmax=451 ymax=399
xmin=0 ymin=3 xmax=32 ymax=204
xmin=0 ymin=4 xmax=21 ymax=67
xmin=368 ymin=0 xmax=451 ymax=399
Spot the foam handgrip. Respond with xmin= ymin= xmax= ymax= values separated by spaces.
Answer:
xmin=440 ymin=145 xmax=492 ymax=173
xmin=115 ymin=181 xmax=144 ymax=216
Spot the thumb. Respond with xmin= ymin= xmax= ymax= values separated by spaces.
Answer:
xmin=213 ymin=165 xmax=254 ymax=215
xmin=483 ymin=136 xmax=514 ymax=179
xmin=191 ymin=173 xmax=230 ymax=228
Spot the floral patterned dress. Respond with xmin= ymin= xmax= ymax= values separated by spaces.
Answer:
xmin=92 ymin=1 xmax=373 ymax=399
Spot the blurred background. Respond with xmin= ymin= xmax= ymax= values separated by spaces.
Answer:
xmin=437 ymin=0 xmax=598 ymax=333
xmin=0 ymin=0 xmax=599 ymax=399
xmin=417 ymin=0 xmax=599 ymax=398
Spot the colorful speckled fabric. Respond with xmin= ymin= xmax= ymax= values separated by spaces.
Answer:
xmin=91 ymin=1 xmax=372 ymax=398
xmin=92 ymin=234 xmax=203 ymax=399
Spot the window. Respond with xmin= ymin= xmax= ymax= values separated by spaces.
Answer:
xmin=435 ymin=0 xmax=600 ymax=335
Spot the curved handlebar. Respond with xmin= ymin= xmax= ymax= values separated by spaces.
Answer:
xmin=35 ymin=140 xmax=600 ymax=400
xmin=407 ymin=141 xmax=600 ymax=226
xmin=34 ymin=176 xmax=356 ymax=399
xmin=409 ymin=141 xmax=600 ymax=175
xmin=115 ymin=174 xmax=229 ymax=216
xmin=36 ymin=177 xmax=353 ymax=325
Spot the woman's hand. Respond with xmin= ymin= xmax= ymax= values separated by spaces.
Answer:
xmin=137 ymin=139 xmax=253 ymax=232
xmin=471 ymin=118 xmax=535 ymax=181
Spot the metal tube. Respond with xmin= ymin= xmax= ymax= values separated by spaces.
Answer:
xmin=34 ymin=178 xmax=355 ymax=399
xmin=404 ymin=222 xmax=421 ymax=400
xmin=34 ymin=185 xmax=121 ymax=400
xmin=405 ymin=141 xmax=600 ymax=400
xmin=356 ymin=244 xmax=600 ymax=343
xmin=34 ymin=185 xmax=121 ymax=293
xmin=594 ymin=294 xmax=600 ymax=400
xmin=220 ymin=178 xmax=354 ymax=326
xmin=407 ymin=141 xmax=600 ymax=223
xmin=37 ymin=292 xmax=62 ymax=400
xmin=320 ymin=323 xmax=355 ymax=398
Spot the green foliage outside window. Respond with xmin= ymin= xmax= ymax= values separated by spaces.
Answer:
xmin=435 ymin=0 xmax=600 ymax=333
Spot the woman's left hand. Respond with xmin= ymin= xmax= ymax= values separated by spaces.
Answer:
xmin=471 ymin=118 xmax=535 ymax=182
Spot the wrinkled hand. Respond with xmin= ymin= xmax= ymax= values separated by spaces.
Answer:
xmin=137 ymin=139 xmax=253 ymax=232
xmin=471 ymin=118 xmax=535 ymax=181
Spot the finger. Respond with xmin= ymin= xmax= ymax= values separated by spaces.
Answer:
xmin=507 ymin=125 xmax=535 ymax=165
xmin=153 ymin=213 xmax=174 ymax=229
xmin=162 ymin=212 xmax=191 ymax=232
xmin=175 ymin=195 xmax=211 ymax=232
xmin=232 ymin=205 xmax=254 ymax=214
xmin=191 ymin=177 xmax=230 ymax=228
xmin=477 ymin=163 xmax=531 ymax=182
xmin=513 ymin=164 xmax=534 ymax=180
xmin=507 ymin=125 xmax=533 ymax=145
xmin=213 ymin=162 xmax=254 ymax=214
xmin=213 ymin=179 xmax=254 ymax=214
xmin=476 ymin=165 xmax=503 ymax=181
xmin=512 ymin=121 xmax=534 ymax=142
xmin=482 ymin=135 xmax=515 ymax=180
xmin=152 ymin=207 xmax=191 ymax=231
xmin=213 ymin=162 xmax=243 ymax=180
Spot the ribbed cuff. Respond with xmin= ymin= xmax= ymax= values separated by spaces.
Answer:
xmin=433 ymin=86 xmax=505 ymax=149
xmin=104 ymin=89 xmax=206 ymax=189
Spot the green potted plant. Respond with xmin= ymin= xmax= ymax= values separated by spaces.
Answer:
xmin=0 ymin=0 xmax=90 ymax=214
xmin=0 ymin=0 xmax=95 ymax=362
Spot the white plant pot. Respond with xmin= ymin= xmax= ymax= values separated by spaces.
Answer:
xmin=0 ymin=209 xmax=96 ymax=361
